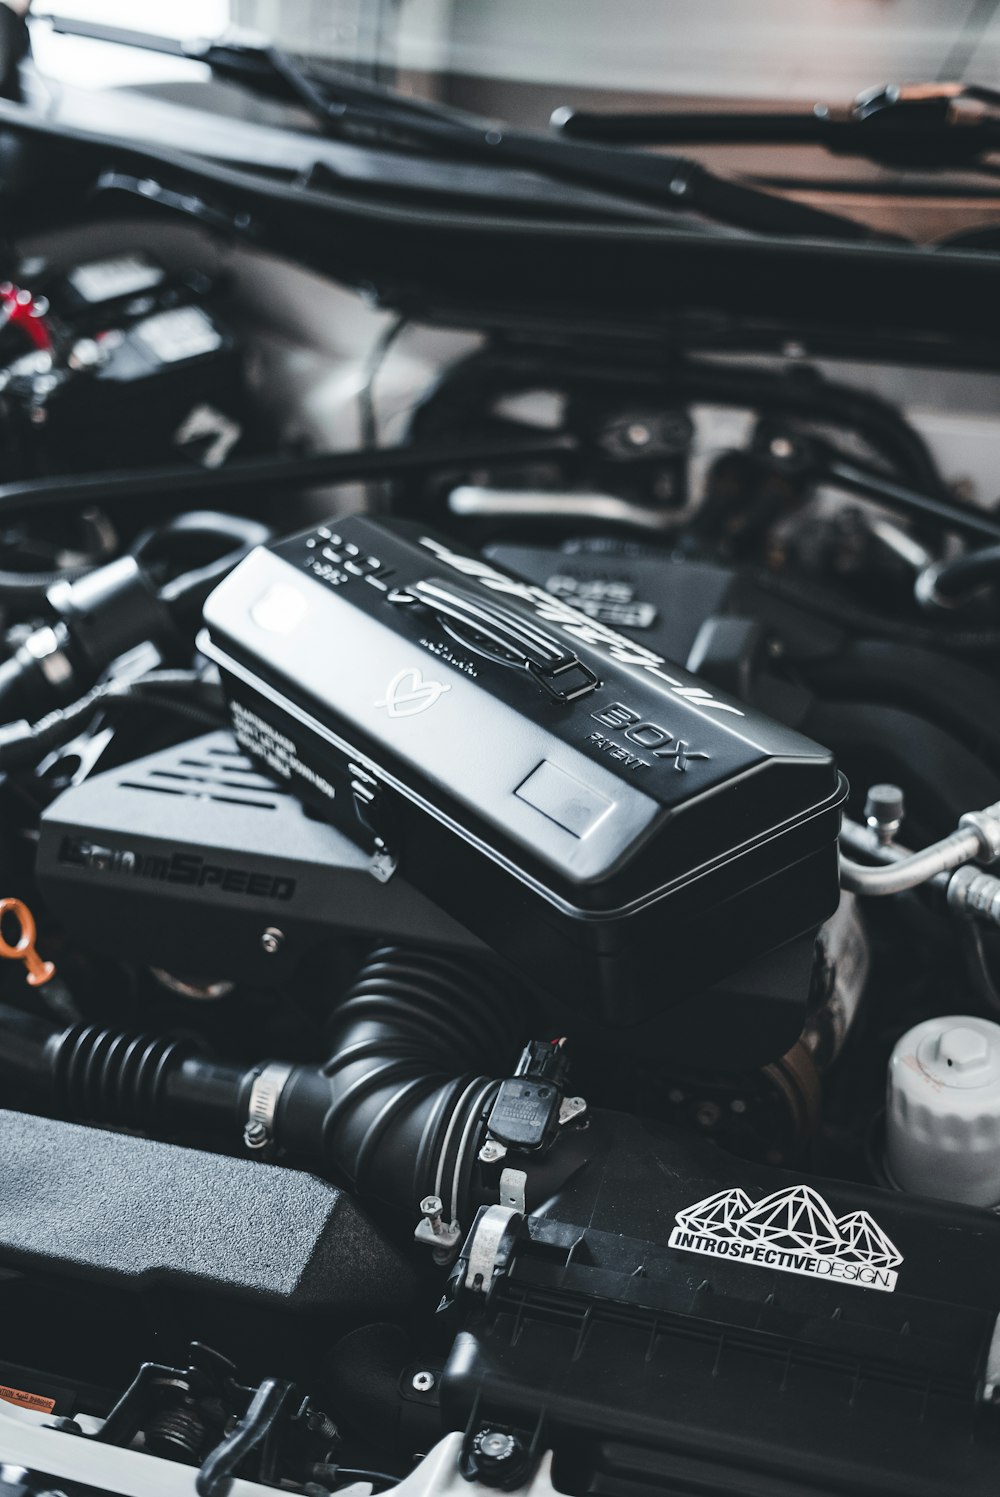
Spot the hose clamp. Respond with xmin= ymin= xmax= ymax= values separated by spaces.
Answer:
xmin=464 ymin=1205 xmax=522 ymax=1294
xmin=243 ymin=1062 xmax=294 ymax=1151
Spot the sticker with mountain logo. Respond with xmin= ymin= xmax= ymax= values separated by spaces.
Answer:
xmin=668 ymin=1184 xmax=903 ymax=1293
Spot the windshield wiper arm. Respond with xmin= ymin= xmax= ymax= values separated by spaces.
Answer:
xmin=34 ymin=14 xmax=879 ymax=241
xmin=260 ymin=45 xmax=879 ymax=240
xmin=552 ymin=82 xmax=1000 ymax=173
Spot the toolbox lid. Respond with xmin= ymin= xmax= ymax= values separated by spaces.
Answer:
xmin=202 ymin=518 xmax=845 ymax=913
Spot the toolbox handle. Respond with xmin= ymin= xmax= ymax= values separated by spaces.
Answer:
xmin=407 ymin=578 xmax=600 ymax=703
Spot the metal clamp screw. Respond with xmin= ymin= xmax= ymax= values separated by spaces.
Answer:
xmin=243 ymin=1120 xmax=268 ymax=1150
xmin=243 ymin=1062 xmax=294 ymax=1151
xmin=413 ymin=1194 xmax=462 ymax=1263
xmin=419 ymin=1194 xmax=446 ymax=1227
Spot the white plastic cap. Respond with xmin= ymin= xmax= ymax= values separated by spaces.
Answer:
xmin=886 ymin=1014 xmax=1000 ymax=1206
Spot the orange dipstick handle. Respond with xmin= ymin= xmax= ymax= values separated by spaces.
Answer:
xmin=0 ymin=899 xmax=55 ymax=986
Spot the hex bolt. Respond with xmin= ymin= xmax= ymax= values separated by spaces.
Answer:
xmin=411 ymin=1371 xmax=436 ymax=1394
xmin=478 ymin=1138 xmax=507 ymax=1164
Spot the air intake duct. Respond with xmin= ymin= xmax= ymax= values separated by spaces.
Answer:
xmin=0 ymin=948 xmax=531 ymax=1231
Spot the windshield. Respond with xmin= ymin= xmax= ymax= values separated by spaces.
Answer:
xmin=33 ymin=0 xmax=1000 ymax=109
xmin=24 ymin=0 xmax=1000 ymax=244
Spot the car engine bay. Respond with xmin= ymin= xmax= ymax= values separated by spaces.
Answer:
xmin=0 ymin=201 xmax=999 ymax=1497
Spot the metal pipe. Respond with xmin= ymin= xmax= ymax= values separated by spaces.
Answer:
xmin=447 ymin=485 xmax=678 ymax=533
xmin=840 ymin=799 xmax=1000 ymax=896
xmin=841 ymin=815 xmax=1000 ymax=926
xmin=840 ymin=825 xmax=984 ymax=895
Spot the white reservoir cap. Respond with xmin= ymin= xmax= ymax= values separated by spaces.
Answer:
xmin=886 ymin=1014 xmax=1000 ymax=1206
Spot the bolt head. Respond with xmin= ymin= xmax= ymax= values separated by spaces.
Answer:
xmin=474 ymin=1430 xmax=518 ymax=1463
xmin=260 ymin=926 xmax=284 ymax=955
xmin=419 ymin=1195 xmax=443 ymax=1218
xmin=243 ymin=1120 xmax=268 ymax=1149
xmin=411 ymin=1371 xmax=436 ymax=1393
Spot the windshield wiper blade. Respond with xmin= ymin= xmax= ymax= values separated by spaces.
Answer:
xmin=34 ymin=14 xmax=879 ymax=241
xmin=552 ymin=82 xmax=1000 ymax=173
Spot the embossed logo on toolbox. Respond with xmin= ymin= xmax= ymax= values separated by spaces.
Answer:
xmin=375 ymin=667 xmax=451 ymax=719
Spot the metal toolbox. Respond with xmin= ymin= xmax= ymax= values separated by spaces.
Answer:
xmin=200 ymin=517 xmax=847 ymax=1024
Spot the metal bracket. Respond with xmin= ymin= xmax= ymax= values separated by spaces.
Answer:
xmin=465 ymin=1204 xmax=521 ymax=1294
xmin=559 ymin=1095 xmax=588 ymax=1126
xmin=499 ymin=1168 xmax=527 ymax=1213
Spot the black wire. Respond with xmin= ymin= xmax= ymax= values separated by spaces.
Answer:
xmin=0 ymin=434 xmax=577 ymax=517
xmin=960 ymin=920 xmax=1000 ymax=1019
xmin=0 ymin=565 xmax=89 ymax=603
xmin=131 ymin=511 xmax=272 ymax=565
xmin=146 ymin=513 xmax=274 ymax=611
xmin=825 ymin=456 xmax=1000 ymax=546
xmin=0 ymin=670 xmax=224 ymax=772
xmin=749 ymin=568 xmax=1000 ymax=653
xmin=360 ymin=314 xmax=407 ymax=448
xmin=409 ymin=344 xmax=946 ymax=498
xmin=125 ymin=686 xmax=226 ymax=732
xmin=318 ymin=1468 xmax=400 ymax=1492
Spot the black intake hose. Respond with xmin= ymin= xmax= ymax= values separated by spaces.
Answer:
xmin=275 ymin=948 xmax=514 ymax=1220
xmin=0 ymin=948 xmax=523 ymax=1230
